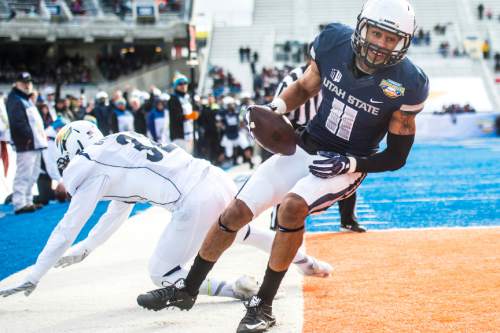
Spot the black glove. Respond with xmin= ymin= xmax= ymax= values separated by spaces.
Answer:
xmin=309 ymin=151 xmax=351 ymax=179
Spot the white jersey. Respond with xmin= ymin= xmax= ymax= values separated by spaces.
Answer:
xmin=64 ymin=132 xmax=210 ymax=209
xmin=27 ymin=132 xmax=210 ymax=283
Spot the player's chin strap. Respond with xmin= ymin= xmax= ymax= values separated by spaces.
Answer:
xmin=218 ymin=216 xmax=237 ymax=233
xmin=277 ymin=224 xmax=305 ymax=233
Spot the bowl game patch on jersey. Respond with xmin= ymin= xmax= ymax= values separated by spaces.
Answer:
xmin=379 ymin=79 xmax=405 ymax=99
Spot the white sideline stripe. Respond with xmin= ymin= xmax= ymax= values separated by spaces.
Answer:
xmin=0 ymin=206 xmax=304 ymax=333
xmin=308 ymin=225 xmax=500 ymax=235
xmin=309 ymin=221 xmax=389 ymax=227
xmin=368 ymin=195 xmax=500 ymax=204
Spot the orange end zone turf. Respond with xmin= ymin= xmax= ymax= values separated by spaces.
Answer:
xmin=303 ymin=228 xmax=500 ymax=333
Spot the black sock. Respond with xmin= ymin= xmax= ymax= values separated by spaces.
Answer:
xmin=184 ymin=254 xmax=215 ymax=296
xmin=256 ymin=265 xmax=287 ymax=306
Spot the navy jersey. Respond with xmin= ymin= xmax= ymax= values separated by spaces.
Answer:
xmin=222 ymin=111 xmax=240 ymax=140
xmin=307 ymin=23 xmax=429 ymax=157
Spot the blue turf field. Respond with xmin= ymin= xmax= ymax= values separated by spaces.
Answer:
xmin=0 ymin=202 xmax=150 ymax=280
xmin=0 ymin=138 xmax=499 ymax=280
xmin=307 ymin=138 xmax=500 ymax=232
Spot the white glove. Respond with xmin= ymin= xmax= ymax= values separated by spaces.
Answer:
xmin=0 ymin=281 xmax=37 ymax=297
xmin=54 ymin=248 xmax=90 ymax=268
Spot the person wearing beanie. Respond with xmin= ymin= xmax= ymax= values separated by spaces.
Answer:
xmin=167 ymin=73 xmax=198 ymax=153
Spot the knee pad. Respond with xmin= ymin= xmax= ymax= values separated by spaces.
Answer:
xmin=277 ymin=223 xmax=304 ymax=233
xmin=218 ymin=216 xmax=237 ymax=233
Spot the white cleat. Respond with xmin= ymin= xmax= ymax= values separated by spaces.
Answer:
xmin=233 ymin=275 xmax=260 ymax=301
xmin=298 ymin=257 xmax=333 ymax=278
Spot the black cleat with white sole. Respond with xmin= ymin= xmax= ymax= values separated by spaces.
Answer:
xmin=340 ymin=221 xmax=366 ymax=233
xmin=137 ymin=278 xmax=197 ymax=311
xmin=236 ymin=295 xmax=276 ymax=333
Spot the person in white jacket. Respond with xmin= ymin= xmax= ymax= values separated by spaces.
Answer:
xmin=0 ymin=121 xmax=332 ymax=301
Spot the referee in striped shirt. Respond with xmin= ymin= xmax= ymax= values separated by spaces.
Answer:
xmin=270 ymin=49 xmax=366 ymax=233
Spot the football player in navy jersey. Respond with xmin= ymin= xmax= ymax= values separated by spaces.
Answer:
xmin=137 ymin=1 xmax=429 ymax=332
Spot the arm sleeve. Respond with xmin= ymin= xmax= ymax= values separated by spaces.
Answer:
xmin=74 ymin=201 xmax=134 ymax=253
xmin=42 ymin=140 xmax=62 ymax=182
xmin=27 ymin=175 xmax=108 ymax=283
xmin=354 ymin=133 xmax=415 ymax=173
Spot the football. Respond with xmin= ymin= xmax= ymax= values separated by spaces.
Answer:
xmin=247 ymin=105 xmax=297 ymax=155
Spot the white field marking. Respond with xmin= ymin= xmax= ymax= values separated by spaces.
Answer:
xmin=368 ymin=195 xmax=500 ymax=204
xmin=308 ymin=225 xmax=500 ymax=235
xmin=309 ymin=221 xmax=389 ymax=227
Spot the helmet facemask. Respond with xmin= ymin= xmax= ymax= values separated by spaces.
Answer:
xmin=352 ymin=17 xmax=414 ymax=70
xmin=55 ymin=121 xmax=104 ymax=172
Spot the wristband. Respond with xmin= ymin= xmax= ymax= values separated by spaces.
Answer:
xmin=347 ymin=157 xmax=357 ymax=173
xmin=269 ymin=97 xmax=287 ymax=115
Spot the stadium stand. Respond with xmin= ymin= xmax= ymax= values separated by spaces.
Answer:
xmin=6 ymin=0 xmax=40 ymax=15
xmin=0 ymin=1 xmax=10 ymax=19
xmin=204 ymin=0 xmax=500 ymax=110
xmin=64 ymin=0 xmax=99 ymax=16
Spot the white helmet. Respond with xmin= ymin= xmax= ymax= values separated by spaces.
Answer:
xmin=352 ymin=0 xmax=416 ymax=69
xmin=55 ymin=120 xmax=104 ymax=170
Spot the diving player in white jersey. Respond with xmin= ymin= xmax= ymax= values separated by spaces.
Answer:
xmin=0 ymin=120 xmax=332 ymax=301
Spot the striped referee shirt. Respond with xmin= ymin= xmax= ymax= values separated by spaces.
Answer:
xmin=274 ymin=64 xmax=321 ymax=129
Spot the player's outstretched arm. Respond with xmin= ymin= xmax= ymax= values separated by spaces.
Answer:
xmin=55 ymin=201 xmax=134 ymax=268
xmin=4 ymin=176 xmax=109 ymax=296
xmin=0 ymin=281 xmax=37 ymax=298
xmin=274 ymin=60 xmax=322 ymax=114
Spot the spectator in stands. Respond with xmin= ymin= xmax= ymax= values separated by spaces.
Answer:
xmin=70 ymin=0 xmax=85 ymax=15
xmin=239 ymin=47 xmax=245 ymax=63
xmin=147 ymin=97 xmax=168 ymax=143
xmin=110 ymin=98 xmax=134 ymax=132
xmin=477 ymin=3 xmax=484 ymax=20
xmin=245 ymin=46 xmax=251 ymax=62
xmin=61 ymin=95 xmax=82 ymax=122
xmin=38 ymin=100 xmax=54 ymax=129
xmin=8 ymin=8 xmax=16 ymax=21
xmin=167 ymin=73 xmax=197 ymax=153
xmin=439 ymin=41 xmax=450 ymax=57
xmin=91 ymin=91 xmax=111 ymax=135
xmin=37 ymin=117 xmax=67 ymax=205
xmin=219 ymin=96 xmax=253 ymax=169
xmin=486 ymin=7 xmax=492 ymax=20
xmin=494 ymin=52 xmax=500 ymax=72
xmin=424 ymin=31 xmax=431 ymax=46
xmin=0 ymin=94 xmax=10 ymax=178
xmin=129 ymin=96 xmax=147 ymax=135
xmin=6 ymin=72 xmax=48 ymax=214
xmin=482 ymin=40 xmax=491 ymax=59
xmin=72 ymin=96 xmax=87 ymax=120
xmin=252 ymin=51 xmax=259 ymax=63
xmin=197 ymin=95 xmax=223 ymax=164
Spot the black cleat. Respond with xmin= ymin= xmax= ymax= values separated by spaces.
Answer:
xmin=340 ymin=221 xmax=366 ymax=233
xmin=137 ymin=279 xmax=197 ymax=311
xmin=14 ymin=205 xmax=36 ymax=215
xmin=236 ymin=295 xmax=276 ymax=333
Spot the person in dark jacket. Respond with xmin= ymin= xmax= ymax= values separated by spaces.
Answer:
xmin=91 ymin=91 xmax=111 ymax=135
xmin=6 ymin=72 xmax=48 ymax=214
xmin=110 ymin=98 xmax=134 ymax=133
xmin=167 ymin=73 xmax=198 ymax=153
xmin=129 ymin=96 xmax=147 ymax=135
xmin=147 ymin=98 xmax=167 ymax=143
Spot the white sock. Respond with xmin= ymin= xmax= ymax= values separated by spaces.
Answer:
xmin=236 ymin=225 xmax=309 ymax=266
xmin=199 ymin=278 xmax=235 ymax=298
